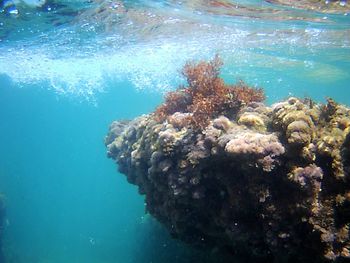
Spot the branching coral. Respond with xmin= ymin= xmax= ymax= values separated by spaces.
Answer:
xmin=106 ymin=58 xmax=350 ymax=263
xmin=155 ymin=56 xmax=265 ymax=129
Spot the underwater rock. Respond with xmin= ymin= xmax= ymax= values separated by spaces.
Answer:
xmin=106 ymin=58 xmax=350 ymax=262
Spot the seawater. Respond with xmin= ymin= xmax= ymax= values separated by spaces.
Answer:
xmin=0 ymin=0 xmax=349 ymax=262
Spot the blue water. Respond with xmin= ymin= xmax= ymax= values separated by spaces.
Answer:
xmin=0 ymin=0 xmax=350 ymax=262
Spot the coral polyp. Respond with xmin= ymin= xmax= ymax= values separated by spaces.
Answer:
xmin=106 ymin=58 xmax=350 ymax=262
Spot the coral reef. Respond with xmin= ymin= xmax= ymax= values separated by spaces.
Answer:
xmin=106 ymin=59 xmax=350 ymax=262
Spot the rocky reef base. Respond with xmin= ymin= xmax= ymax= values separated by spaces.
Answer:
xmin=105 ymin=58 xmax=350 ymax=262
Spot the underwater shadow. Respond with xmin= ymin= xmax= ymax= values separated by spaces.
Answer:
xmin=132 ymin=217 xmax=235 ymax=263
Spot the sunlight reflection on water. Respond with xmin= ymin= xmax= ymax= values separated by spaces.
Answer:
xmin=0 ymin=0 xmax=349 ymax=101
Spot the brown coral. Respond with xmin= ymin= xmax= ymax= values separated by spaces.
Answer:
xmin=272 ymin=97 xmax=318 ymax=148
xmin=317 ymin=98 xmax=350 ymax=179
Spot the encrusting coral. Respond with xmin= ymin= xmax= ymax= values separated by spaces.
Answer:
xmin=106 ymin=57 xmax=350 ymax=263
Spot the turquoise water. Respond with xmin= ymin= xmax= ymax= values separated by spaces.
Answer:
xmin=0 ymin=0 xmax=349 ymax=262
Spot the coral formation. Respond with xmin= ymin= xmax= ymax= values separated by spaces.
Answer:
xmin=106 ymin=58 xmax=350 ymax=263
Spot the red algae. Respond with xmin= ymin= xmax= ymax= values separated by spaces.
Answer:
xmin=155 ymin=56 xmax=265 ymax=129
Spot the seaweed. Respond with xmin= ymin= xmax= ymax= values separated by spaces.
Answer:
xmin=155 ymin=55 xmax=265 ymax=129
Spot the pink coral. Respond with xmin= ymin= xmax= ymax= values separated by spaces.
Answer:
xmin=224 ymin=131 xmax=285 ymax=171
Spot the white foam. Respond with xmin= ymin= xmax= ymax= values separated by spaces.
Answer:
xmin=0 ymin=48 xmax=104 ymax=99
xmin=0 ymin=39 xmax=204 ymax=100
xmin=0 ymin=19 xmax=348 ymax=102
